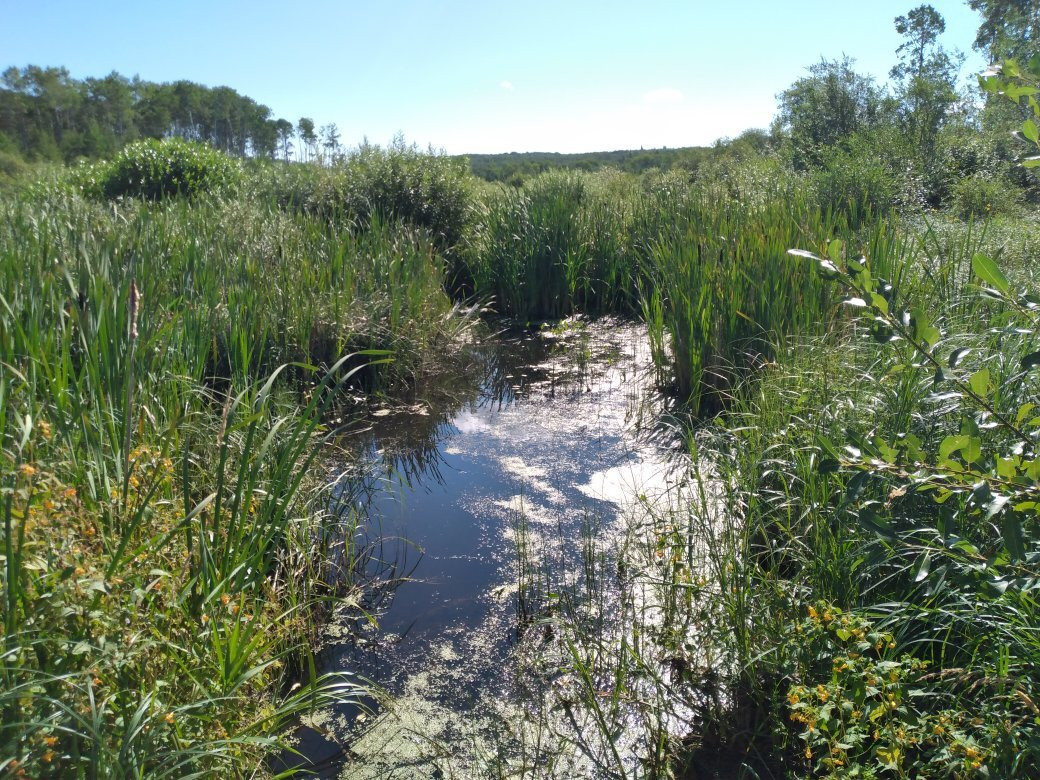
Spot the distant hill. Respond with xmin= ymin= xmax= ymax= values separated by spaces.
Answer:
xmin=459 ymin=146 xmax=714 ymax=183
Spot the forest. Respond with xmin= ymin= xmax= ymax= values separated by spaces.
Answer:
xmin=2 ymin=1 xmax=1040 ymax=778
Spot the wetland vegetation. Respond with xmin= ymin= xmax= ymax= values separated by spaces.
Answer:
xmin=3 ymin=2 xmax=1040 ymax=777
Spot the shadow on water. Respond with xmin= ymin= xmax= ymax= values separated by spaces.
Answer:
xmin=282 ymin=317 xmax=683 ymax=777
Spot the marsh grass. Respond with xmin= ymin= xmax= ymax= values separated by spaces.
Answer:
xmin=0 ymin=183 xmax=470 ymax=776
xmin=593 ymin=219 xmax=1040 ymax=777
xmin=6 ymin=141 xmax=1040 ymax=778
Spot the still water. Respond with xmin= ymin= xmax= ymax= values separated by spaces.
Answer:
xmin=296 ymin=318 xmax=681 ymax=778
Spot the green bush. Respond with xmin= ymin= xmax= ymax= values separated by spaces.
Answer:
xmin=812 ymin=144 xmax=896 ymax=222
xmin=76 ymin=137 xmax=241 ymax=200
xmin=251 ymin=139 xmax=473 ymax=255
xmin=949 ymin=172 xmax=1020 ymax=218
xmin=0 ymin=149 xmax=29 ymax=190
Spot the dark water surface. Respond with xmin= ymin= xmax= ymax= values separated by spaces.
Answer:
xmin=295 ymin=318 xmax=675 ymax=778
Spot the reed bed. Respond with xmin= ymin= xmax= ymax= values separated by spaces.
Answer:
xmin=464 ymin=167 xmax=906 ymax=413
xmin=547 ymin=212 xmax=1040 ymax=778
xmin=5 ymin=140 xmax=1039 ymax=778
xmin=0 ymin=185 xmax=467 ymax=776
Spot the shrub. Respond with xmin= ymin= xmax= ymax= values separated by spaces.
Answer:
xmin=251 ymin=139 xmax=473 ymax=255
xmin=76 ymin=137 xmax=241 ymax=200
xmin=0 ymin=149 xmax=29 ymax=190
xmin=949 ymin=172 xmax=1020 ymax=218
xmin=812 ymin=144 xmax=896 ymax=222
xmin=784 ymin=606 xmax=1002 ymax=778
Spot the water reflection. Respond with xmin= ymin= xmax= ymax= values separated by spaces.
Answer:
xmin=292 ymin=317 xmax=681 ymax=778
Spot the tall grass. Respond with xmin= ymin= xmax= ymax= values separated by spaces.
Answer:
xmin=461 ymin=166 xmax=910 ymax=412
xmin=465 ymin=170 xmax=637 ymax=320
xmin=0 ymin=184 xmax=467 ymax=776
xmin=7 ymin=138 xmax=1037 ymax=777
xmin=602 ymin=216 xmax=1040 ymax=777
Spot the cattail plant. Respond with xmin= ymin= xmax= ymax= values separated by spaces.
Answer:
xmin=121 ymin=277 xmax=140 ymax=504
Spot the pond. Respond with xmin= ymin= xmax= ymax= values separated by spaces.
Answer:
xmin=292 ymin=317 xmax=690 ymax=778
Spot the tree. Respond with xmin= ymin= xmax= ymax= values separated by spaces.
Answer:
xmin=274 ymin=118 xmax=294 ymax=161
xmin=773 ymin=57 xmax=887 ymax=169
xmin=320 ymin=122 xmax=341 ymax=163
xmin=893 ymin=5 xmax=945 ymax=82
xmin=968 ymin=0 xmax=1040 ymax=61
xmin=890 ymin=5 xmax=962 ymax=156
xmin=297 ymin=117 xmax=317 ymax=162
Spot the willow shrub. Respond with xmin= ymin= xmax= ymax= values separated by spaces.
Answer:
xmin=767 ymin=219 xmax=1040 ymax=776
xmin=250 ymin=140 xmax=474 ymax=266
xmin=74 ymin=138 xmax=242 ymax=201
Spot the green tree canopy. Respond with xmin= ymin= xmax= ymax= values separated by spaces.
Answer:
xmin=0 ymin=65 xmax=299 ymax=163
xmin=773 ymin=57 xmax=888 ymax=169
xmin=969 ymin=0 xmax=1040 ymax=61
xmin=890 ymin=5 xmax=963 ymax=155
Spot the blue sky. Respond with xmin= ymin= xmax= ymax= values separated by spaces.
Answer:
xmin=1 ymin=0 xmax=988 ymax=154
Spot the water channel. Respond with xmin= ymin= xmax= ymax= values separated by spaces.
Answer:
xmin=294 ymin=317 xmax=692 ymax=778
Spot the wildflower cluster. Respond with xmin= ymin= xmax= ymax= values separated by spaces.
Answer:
xmin=1 ymin=418 xmax=296 ymax=776
xmin=784 ymin=604 xmax=991 ymax=778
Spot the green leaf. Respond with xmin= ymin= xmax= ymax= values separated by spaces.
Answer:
xmin=913 ymin=551 xmax=931 ymax=582
xmin=870 ymin=292 xmax=889 ymax=314
xmin=1022 ymin=157 xmax=1040 ymax=168
xmin=1002 ymin=513 xmax=1025 ymax=560
xmin=911 ymin=306 xmax=940 ymax=348
xmin=858 ymin=506 xmax=893 ymax=539
xmin=1006 ymin=84 xmax=1039 ymax=100
xmin=996 ymin=457 xmax=1018 ymax=480
xmin=817 ymin=434 xmax=840 ymax=459
xmin=939 ymin=434 xmax=969 ymax=461
xmin=986 ymin=495 xmax=1010 ymax=521
xmin=972 ymin=253 xmax=1010 ymax=294
xmin=968 ymin=368 xmax=991 ymax=398
xmin=962 ymin=436 xmax=982 ymax=465
xmin=1016 ymin=402 xmax=1036 ymax=425
xmin=978 ymin=75 xmax=1001 ymax=93
xmin=1025 ymin=119 xmax=1040 ymax=143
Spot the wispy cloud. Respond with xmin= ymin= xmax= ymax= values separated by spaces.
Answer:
xmin=500 ymin=80 xmax=514 ymax=91
xmin=643 ymin=87 xmax=683 ymax=105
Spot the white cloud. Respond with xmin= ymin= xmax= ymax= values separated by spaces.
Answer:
xmin=642 ymin=87 xmax=683 ymax=105
xmin=499 ymin=80 xmax=514 ymax=90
